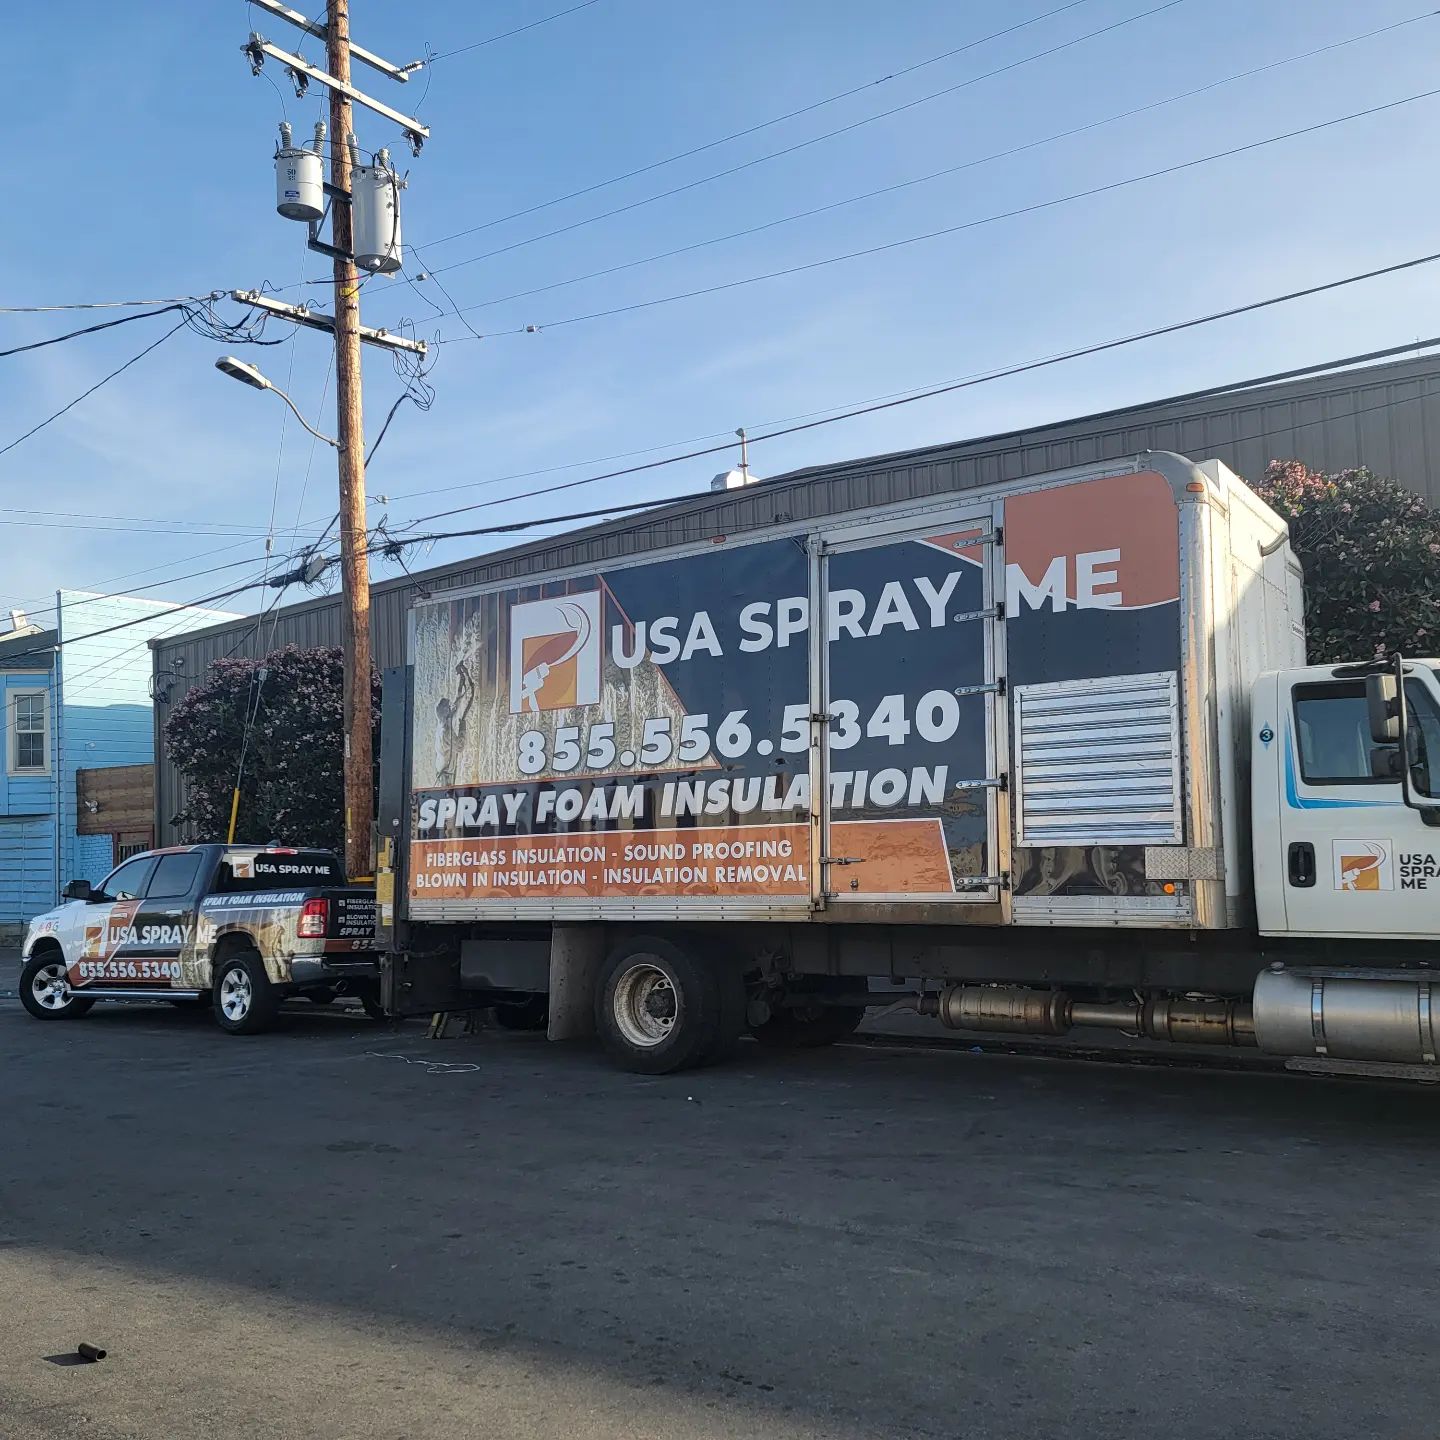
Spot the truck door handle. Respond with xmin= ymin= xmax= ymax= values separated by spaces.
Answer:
xmin=1287 ymin=842 xmax=1316 ymax=888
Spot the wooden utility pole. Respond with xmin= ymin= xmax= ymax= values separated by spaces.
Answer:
xmin=326 ymin=0 xmax=374 ymax=881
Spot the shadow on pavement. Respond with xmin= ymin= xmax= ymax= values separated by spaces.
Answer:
xmin=1 ymin=991 xmax=1438 ymax=1438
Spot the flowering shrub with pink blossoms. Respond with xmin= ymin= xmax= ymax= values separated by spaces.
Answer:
xmin=163 ymin=645 xmax=380 ymax=853
xmin=1254 ymin=460 xmax=1440 ymax=665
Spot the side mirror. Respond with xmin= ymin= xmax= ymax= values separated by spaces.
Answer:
xmin=62 ymin=879 xmax=95 ymax=902
xmin=1366 ymin=671 xmax=1399 ymax=744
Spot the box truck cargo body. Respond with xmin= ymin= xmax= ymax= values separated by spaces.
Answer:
xmin=379 ymin=452 xmax=1440 ymax=1072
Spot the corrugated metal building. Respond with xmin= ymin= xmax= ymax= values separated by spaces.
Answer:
xmin=150 ymin=351 xmax=1440 ymax=843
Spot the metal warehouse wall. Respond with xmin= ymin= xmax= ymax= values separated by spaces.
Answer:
xmin=150 ymin=351 xmax=1440 ymax=842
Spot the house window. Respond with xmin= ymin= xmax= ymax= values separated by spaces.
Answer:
xmin=7 ymin=690 xmax=49 ymax=775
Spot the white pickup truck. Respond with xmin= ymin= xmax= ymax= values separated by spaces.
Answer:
xmin=19 ymin=843 xmax=379 ymax=1034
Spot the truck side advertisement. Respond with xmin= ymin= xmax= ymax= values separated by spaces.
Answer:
xmin=407 ymin=467 xmax=1182 ymax=909
xmin=409 ymin=523 xmax=994 ymax=904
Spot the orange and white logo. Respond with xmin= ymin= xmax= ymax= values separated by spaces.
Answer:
xmin=508 ymin=592 xmax=602 ymax=714
xmin=1333 ymin=840 xmax=1393 ymax=892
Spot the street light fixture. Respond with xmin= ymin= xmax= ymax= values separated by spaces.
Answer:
xmin=214 ymin=355 xmax=339 ymax=448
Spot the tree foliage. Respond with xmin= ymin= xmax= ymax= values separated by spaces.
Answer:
xmin=163 ymin=645 xmax=379 ymax=856
xmin=1253 ymin=459 xmax=1440 ymax=665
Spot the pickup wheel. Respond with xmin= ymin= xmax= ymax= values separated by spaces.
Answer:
xmin=213 ymin=948 xmax=280 ymax=1035
xmin=19 ymin=952 xmax=95 ymax=1021
xmin=595 ymin=938 xmax=741 ymax=1074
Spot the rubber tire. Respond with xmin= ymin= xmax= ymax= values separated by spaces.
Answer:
xmin=751 ymin=1002 xmax=866 ymax=1049
xmin=492 ymin=995 xmax=550 ymax=1032
xmin=212 ymin=949 xmax=280 ymax=1035
xmin=595 ymin=937 xmax=735 ymax=1075
xmin=19 ymin=952 xmax=95 ymax=1021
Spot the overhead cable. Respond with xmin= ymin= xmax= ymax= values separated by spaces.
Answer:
xmin=420 ymin=0 xmax=1102 ymax=248
xmin=436 ymin=86 xmax=1440 ymax=340
xmin=420 ymin=0 xmax=1185 ymax=274
xmin=433 ymin=11 xmax=1440 ymax=321
xmin=406 ymin=249 xmax=1440 ymax=524
xmin=425 ymin=0 xmax=604 ymax=62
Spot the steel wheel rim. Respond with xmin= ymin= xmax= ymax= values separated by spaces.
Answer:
xmin=612 ymin=961 xmax=678 ymax=1048
xmin=31 ymin=962 xmax=71 ymax=1011
xmin=219 ymin=968 xmax=252 ymax=1022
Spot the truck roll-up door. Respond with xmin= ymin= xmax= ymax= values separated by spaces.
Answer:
xmin=819 ymin=508 xmax=1002 ymax=905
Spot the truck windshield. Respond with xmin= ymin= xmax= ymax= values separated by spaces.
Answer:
xmin=216 ymin=853 xmax=345 ymax=891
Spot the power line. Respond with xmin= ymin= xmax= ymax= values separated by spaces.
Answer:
xmin=419 ymin=0 xmax=1098 ymax=250
xmin=425 ymin=0 xmax=604 ymax=62
xmin=382 ymin=348 xmax=1440 ymax=556
xmin=0 ymin=293 xmax=222 ymax=314
xmin=0 ymin=291 xmax=298 ymax=463
xmin=419 ymin=0 xmax=1184 ymax=279
xmin=0 ymin=572 xmax=284 ymax=665
xmin=0 ymin=538 xmax=280 ymax=623
xmin=0 ymin=318 xmax=190 ymax=462
xmin=0 ymin=305 xmax=185 ymax=358
xmin=429 ymin=11 xmax=1440 ymax=323
xmin=435 ymin=85 xmax=1440 ymax=340
xmin=403 ymin=248 xmax=1440 ymax=525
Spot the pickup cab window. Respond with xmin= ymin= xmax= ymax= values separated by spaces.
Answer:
xmin=97 ymin=855 xmax=156 ymax=901
xmin=147 ymin=853 xmax=204 ymax=900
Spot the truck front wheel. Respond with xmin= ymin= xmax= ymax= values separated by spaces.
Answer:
xmin=596 ymin=938 xmax=740 ymax=1074
xmin=19 ymin=952 xmax=95 ymax=1020
xmin=213 ymin=949 xmax=280 ymax=1035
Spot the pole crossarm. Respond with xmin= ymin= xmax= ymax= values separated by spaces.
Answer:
xmin=231 ymin=290 xmax=429 ymax=356
xmin=245 ymin=0 xmax=421 ymax=82
xmin=245 ymin=37 xmax=430 ymax=150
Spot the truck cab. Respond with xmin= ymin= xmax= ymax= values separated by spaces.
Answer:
xmin=1251 ymin=658 xmax=1440 ymax=942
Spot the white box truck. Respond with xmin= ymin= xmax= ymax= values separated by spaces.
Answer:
xmin=376 ymin=452 xmax=1440 ymax=1072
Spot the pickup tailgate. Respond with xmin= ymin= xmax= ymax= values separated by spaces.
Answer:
xmin=318 ymin=887 xmax=378 ymax=952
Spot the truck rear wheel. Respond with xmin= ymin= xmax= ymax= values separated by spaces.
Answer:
xmin=595 ymin=938 xmax=741 ymax=1074
xmin=213 ymin=949 xmax=280 ymax=1035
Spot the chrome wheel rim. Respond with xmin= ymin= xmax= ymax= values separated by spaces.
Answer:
xmin=219 ymin=968 xmax=252 ymax=1022
xmin=612 ymin=961 xmax=677 ymax=1048
xmin=31 ymin=961 xmax=71 ymax=1011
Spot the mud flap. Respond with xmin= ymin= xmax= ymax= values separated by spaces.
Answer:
xmin=546 ymin=924 xmax=606 ymax=1041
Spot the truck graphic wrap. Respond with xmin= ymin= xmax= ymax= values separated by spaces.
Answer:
xmin=409 ymin=524 xmax=995 ymax=904
xmin=1002 ymin=470 xmax=1183 ymax=900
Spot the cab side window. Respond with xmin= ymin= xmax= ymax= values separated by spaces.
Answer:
xmin=147 ymin=853 xmax=203 ymax=900
xmin=98 ymin=856 xmax=157 ymax=901
xmin=1293 ymin=682 xmax=1374 ymax=784
xmin=1294 ymin=676 xmax=1440 ymax=791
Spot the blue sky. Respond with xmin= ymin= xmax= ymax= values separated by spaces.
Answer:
xmin=5 ymin=0 xmax=1440 ymax=630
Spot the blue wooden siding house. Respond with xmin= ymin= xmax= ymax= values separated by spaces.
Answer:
xmin=0 ymin=591 xmax=236 ymax=939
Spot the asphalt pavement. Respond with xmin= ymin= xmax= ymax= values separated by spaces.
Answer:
xmin=3 ymin=952 xmax=1439 ymax=1439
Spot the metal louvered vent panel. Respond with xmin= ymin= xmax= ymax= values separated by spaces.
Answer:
xmin=1014 ymin=670 xmax=1182 ymax=847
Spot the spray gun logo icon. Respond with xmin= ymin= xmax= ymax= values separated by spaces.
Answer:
xmin=510 ymin=596 xmax=600 ymax=714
